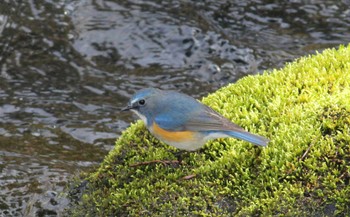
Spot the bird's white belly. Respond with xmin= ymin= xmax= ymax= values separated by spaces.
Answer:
xmin=162 ymin=139 xmax=204 ymax=151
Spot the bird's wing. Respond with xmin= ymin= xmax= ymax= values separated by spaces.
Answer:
xmin=154 ymin=111 xmax=190 ymax=131
xmin=155 ymin=104 xmax=245 ymax=132
xmin=183 ymin=105 xmax=246 ymax=132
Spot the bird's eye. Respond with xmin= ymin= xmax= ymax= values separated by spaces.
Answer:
xmin=138 ymin=99 xmax=145 ymax=105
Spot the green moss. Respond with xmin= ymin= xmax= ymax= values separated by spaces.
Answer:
xmin=68 ymin=44 xmax=350 ymax=216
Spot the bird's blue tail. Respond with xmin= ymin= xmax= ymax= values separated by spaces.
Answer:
xmin=226 ymin=131 xmax=269 ymax=147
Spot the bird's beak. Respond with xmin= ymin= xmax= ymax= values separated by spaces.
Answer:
xmin=121 ymin=105 xmax=132 ymax=111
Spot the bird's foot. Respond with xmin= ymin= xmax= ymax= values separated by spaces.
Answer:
xmin=171 ymin=150 xmax=191 ymax=163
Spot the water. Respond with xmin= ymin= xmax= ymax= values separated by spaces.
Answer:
xmin=0 ymin=0 xmax=349 ymax=216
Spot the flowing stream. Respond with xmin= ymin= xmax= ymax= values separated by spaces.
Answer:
xmin=0 ymin=0 xmax=349 ymax=215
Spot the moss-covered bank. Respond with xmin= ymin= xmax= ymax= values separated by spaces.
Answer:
xmin=68 ymin=45 xmax=350 ymax=216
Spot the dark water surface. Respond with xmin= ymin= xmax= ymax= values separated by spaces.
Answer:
xmin=0 ymin=0 xmax=349 ymax=215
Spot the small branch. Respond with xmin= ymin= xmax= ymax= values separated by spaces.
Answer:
xmin=339 ymin=172 xmax=348 ymax=179
xmin=299 ymin=141 xmax=315 ymax=162
xmin=181 ymin=174 xmax=196 ymax=180
xmin=130 ymin=160 xmax=180 ymax=167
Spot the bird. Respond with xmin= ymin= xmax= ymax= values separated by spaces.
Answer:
xmin=122 ymin=88 xmax=269 ymax=151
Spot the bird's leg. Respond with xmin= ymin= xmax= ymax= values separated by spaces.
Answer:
xmin=171 ymin=149 xmax=191 ymax=164
xmin=172 ymin=150 xmax=198 ymax=180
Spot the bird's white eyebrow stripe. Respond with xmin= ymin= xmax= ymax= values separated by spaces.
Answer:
xmin=131 ymin=99 xmax=139 ymax=104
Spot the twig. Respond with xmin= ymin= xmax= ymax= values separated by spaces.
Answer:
xmin=299 ymin=141 xmax=314 ymax=162
xmin=181 ymin=174 xmax=196 ymax=180
xmin=130 ymin=160 xmax=180 ymax=167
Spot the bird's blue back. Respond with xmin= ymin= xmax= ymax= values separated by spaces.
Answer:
xmin=135 ymin=89 xmax=204 ymax=131
xmin=133 ymin=88 xmax=242 ymax=132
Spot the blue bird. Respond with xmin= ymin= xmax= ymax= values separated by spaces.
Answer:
xmin=122 ymin=88 xmax=269 ymax=151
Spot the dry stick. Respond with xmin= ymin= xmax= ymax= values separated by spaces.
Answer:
xmin=130 ymin=160 xmax=180 ymax=167
xmin=299 ymin=137 xmax=317 ymax=162
xmin=182 ymin=174 xmax=196 ymax=180
xmin=339 ymin=172 xmax=347 ymax=179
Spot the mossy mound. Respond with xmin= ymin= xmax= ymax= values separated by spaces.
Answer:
xmin=69 ymin=45 xmax=350 ymax=216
